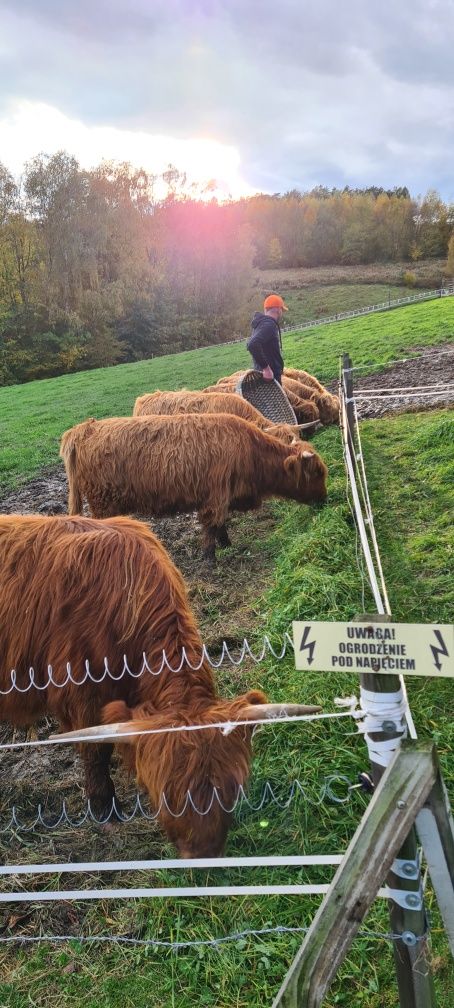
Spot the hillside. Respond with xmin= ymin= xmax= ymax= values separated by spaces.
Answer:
xmin=0 ymin=298 xmax=452 ymax=491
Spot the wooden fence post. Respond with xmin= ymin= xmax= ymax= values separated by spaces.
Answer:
xmin=271 ymin=742 xmax=438 ymax=1008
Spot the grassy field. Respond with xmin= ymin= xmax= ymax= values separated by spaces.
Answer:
xmin=0 ymin=408 xmax=453 ymax=1007
xmin=0 ymin=294 xmax=453 ymax=1005
xmin=0 ymin=297 xmax=452 ymax=491
xmin=257 ymin=257 xmax=448 ymax=290
xmin=279 ymin=282 xmax=431 ymax=324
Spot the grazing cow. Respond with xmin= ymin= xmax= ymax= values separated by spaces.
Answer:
xmin=208 ymin=369 xmax=338 ymax=426
xmin=0 ymin=513 xmax=320 ymax=856
xmin=282 ymin=378 xmax=339 ymax=426
xmin=60 ymin=414 xmax=327 ymax=562
xmin=283 ymin=369 xmax=340 ymax=425
xmin=201 ymin=380 xmax=320 ymax=425
xmin=133 ymin=390 xmax=302 ymax=445
xmin=284 ymin=368 xmax=328 ymax=394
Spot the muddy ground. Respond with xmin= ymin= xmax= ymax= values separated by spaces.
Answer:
xmin=0 ymin=344 xmax=452 ymax=930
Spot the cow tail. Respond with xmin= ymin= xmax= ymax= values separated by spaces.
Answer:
xmin=60 ymin=437 xmax=83 ymax=515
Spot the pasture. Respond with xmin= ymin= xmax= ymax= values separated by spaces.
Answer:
xmin=0 ymin=297 xmax=452 ymax=491
xmin=0 ymin=298 xmax=453 ymax=1006
xmin=274 ymin=282 xmax=432 ymax=323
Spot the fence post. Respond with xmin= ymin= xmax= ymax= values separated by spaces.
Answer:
xmin=344 ymin=355 xmax=436 ymax=1007
xmin=357 ymin=617 xmax=436 ymax=1008
xmin=271 ymin=742 xmax=439 ymax=1008
xmin=416 ymin=764 xmax=454 ymax=954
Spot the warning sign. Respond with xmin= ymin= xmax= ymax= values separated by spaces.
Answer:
xmin=292 ymin=622 xmax=454 ymax=678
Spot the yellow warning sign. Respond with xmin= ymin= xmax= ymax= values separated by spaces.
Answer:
xmin=292 ymin=622 xmax=454 ymax=677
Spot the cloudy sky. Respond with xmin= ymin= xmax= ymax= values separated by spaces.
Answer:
xmin=1 ymin=0 xmax=453 ymax=200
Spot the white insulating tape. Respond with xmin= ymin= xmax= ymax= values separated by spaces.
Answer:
xmin=358 ymin=686 xmax=408 ymax=768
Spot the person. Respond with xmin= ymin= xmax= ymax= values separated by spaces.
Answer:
xmin=246 ymin=293 xmax=288 ymax=383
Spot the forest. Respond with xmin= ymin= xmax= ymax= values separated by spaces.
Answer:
xmin=1 ymin=152 xmax=453 ymax=385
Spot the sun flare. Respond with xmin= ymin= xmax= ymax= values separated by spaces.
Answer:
xmin=0 ymin=100 xmax=255 ymax=201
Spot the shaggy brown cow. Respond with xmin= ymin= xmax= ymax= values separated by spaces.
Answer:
xmin=60 ymin=414 xmax=327 ymax=561
xmin=283 ymin=369 xmax=340 ymax=425
xmin=208 ymin=369 xmax=338 ymax=425
xmin=0 ymin=513 xmax=320 ymax=856
xmin=133 ymin=390 xmax=302 ymax=445
xmin=201 ymin=380 xmax=320 ymax=425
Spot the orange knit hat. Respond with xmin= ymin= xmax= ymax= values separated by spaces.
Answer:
xmin=263 ymin=293 xmax=288 ymax=311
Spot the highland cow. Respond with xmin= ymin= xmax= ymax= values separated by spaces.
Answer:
xmin=60 ymin=414 xmax=327 ymax=562
xmin=133 ymin=389 xmax=302 ymax=445
xmin=0 ymin=513 xmax=320 ymax=857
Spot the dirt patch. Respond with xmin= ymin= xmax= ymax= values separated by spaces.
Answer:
xmin=325 ymin=342 xmax=454 ymax=419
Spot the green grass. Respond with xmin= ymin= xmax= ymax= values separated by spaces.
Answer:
xmin=1 ymin=408 xmax=453 ymax=1006
xmin=0 ymin=297 xmax=452 ymax=491
xmin=281 ymin=282 xmax=431 ymax=324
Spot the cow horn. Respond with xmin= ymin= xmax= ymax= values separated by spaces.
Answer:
xmin=237 ymin=702 xmax=322 ymax=721
xmin=50 ymin=721 xmax=150 ymax=743
xmin=302 ymin=451 xmax=314 ymax=458
xmin=295 ymin=421 xmax=323 ymax=430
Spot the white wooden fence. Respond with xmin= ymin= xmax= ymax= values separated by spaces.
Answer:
xmin=281 ymin=284 xmax=454 ymax=335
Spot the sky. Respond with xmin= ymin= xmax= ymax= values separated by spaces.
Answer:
xmin=0 ymin=0 xmax=453 ymax=201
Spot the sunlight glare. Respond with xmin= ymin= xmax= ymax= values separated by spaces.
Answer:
xmin=0 ymin=100 xmax=255 ymax=201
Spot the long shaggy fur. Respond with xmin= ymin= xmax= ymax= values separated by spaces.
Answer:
xmin=60 ymin=414 xmax=327 ymax=557
xmin=202 ymin=380 xmax=320 ymax=424
xmin=133 ymin=390 xmax=300 ymax=445
xmin=208 ymin=369 xmax=338 ymax=425
xmin=0 ymin=513 xmax=267 ymax=855
xmin=283 ymin=370 xmax=340 ymax=425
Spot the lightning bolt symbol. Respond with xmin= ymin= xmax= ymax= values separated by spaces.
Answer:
xmin=299 ymin=626 xmax=316 ymax=666
xmin=430 ymin=630 xmax=450 ymax=672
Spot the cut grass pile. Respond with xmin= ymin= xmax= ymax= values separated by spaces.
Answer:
xmin=0 ymin=297 xmax=452 ymax=491
xmin=1 ymin=408 xmax=453 ymax=1007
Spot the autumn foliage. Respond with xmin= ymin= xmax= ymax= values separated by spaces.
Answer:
xmin=0 ymin=154 xmax=452 ymax=385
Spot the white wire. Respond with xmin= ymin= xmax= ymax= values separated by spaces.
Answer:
xmin=0 ymin=924 xmax=428 ymax=947
xmin=0 ymin=709 xmax=359 ymax=753
xmin=0 ymin=854 xmax=345 ymax=878
xmin=354 ymin=389 xmax=454 ymax=400
xmin=0 ymin=633 xmax=295 ymax=696
xmin=347 ymin=345 xmax=454 ymax=375
xmin=356 ymin=382 xmax=454 ymax=394
xmin=351 ymin=397 xmax=389 ymax=608
xmin=0 ymin=775 xmax=355 ymax=834
xmin=339 ymin=364 xmax=417 ymax=740
xmin=0 ymin=883 xmax=406 ymax=904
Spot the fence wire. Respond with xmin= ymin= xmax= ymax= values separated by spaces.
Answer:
xmin=0 ymin=774 xmax=356 ymax=835
xmin=0 ymin=922 xmax=430 ymax=949
xmin=0 ymin=633 xmax=294 ymax=696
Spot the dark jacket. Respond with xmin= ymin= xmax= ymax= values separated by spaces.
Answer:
xmin=246 ymin=312 xmax=284 ymax=381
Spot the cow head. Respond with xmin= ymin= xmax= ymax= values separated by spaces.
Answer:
xmin=283 ymin=444 xmax=328 ymax=504
xmin=53 ymin=691 xmax=321 ymax=857
xmin=264 ymin=421 xmax=322 ymax=445
xmin=316 ymin=393 xmax=340 ymax=425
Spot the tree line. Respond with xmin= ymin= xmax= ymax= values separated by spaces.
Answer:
xmin=0 ymin=152 xmax=453 ymax=385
